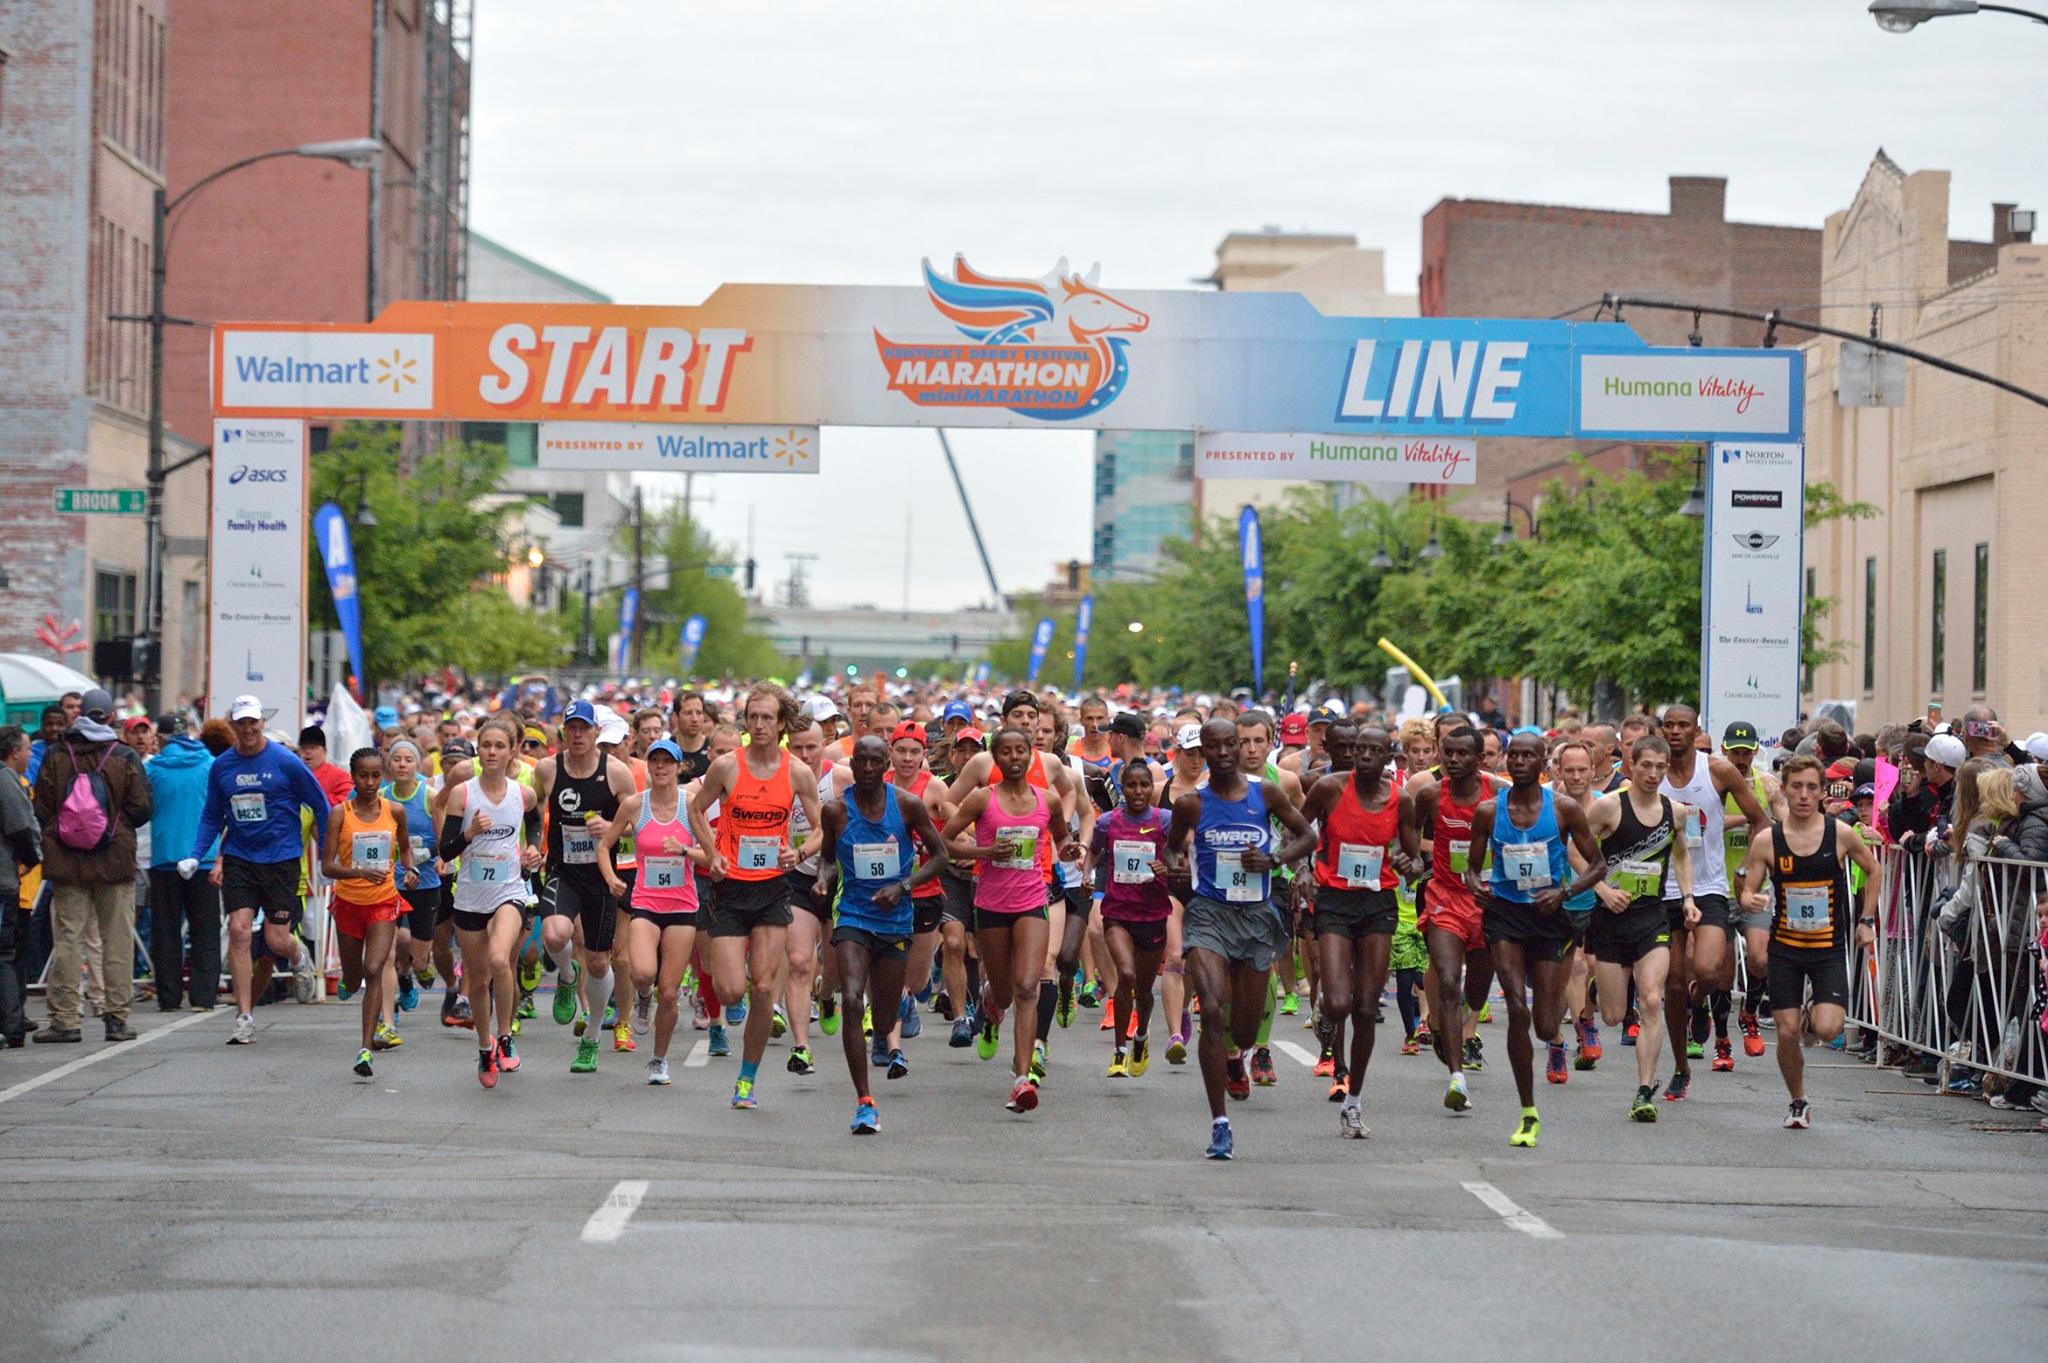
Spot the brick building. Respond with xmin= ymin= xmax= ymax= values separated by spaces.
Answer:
xmin=1421 ymin=176 xmax=1825 ymax=523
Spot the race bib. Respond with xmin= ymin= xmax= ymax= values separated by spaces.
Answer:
xmin=1112 ymin=839 xmax=1155 ymax=885
xmin=1783 ymin=884 xmax=1832 ymax=933
xmin=1685 ymin=810 xmax=1705 ymax=851
xmin=409 ymin=835 xmax=429 ymax=863
xmin=738 ymin=835 xmax=780 ymax=872
xmin=1447 ymin=838 xmax=1470 ymax=875
xmin=851 ymin=840 xmax=898 ymax=881
xmin=1501 ymin=841 xmax=1551 ymax=891
xmin=351 ymin=830 xmax=392 ymax=873
xmin=1726 ymin=824 xmax=1750 ymax=855
xmin=230 ymin=792 xmax=266 ymax=825
xmin=641 ymin=855 xmax=688 ymax=891
xmin=467 ymin=844 xmax=517 ymax=884
xmin=1336 ymin=842 xmax=1384 ymax=888
xmin=562 ymin=827 xmax=598 ymax=866
xmin=994 ymin=825 xmax=1039 ymax=871
xmin=1214 ymin=850 xmax=1263 ymax=903
xmin=1612 ymin=857 xmax=1663 ymax=899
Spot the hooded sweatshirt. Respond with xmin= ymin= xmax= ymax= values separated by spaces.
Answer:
xmin=31 ymin=718 xmax=153 ymax=885
xmin=147 ymin=735 xmax=219 ymax=870
xmin=2011 ymin=765 xmax=2048 ymax=865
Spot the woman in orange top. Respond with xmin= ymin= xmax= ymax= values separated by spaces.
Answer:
xmin=322 ymin=747 xmax=416 ymax=1080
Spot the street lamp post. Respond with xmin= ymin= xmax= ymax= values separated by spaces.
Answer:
xmin=1869 ymin=2 xmax=2048 ymax=30
xmin=1492 ymin=499 xmax=1539 ymax=548
xmin=135 ymin=137 xmax=381 ymax=713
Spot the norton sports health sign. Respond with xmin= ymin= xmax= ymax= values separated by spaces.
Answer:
xmin=212 ymin=255 xmax=1801 ymax=441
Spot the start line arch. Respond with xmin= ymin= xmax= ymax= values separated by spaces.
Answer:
xmin=207 ymin=255 xmax=1805 ymax=732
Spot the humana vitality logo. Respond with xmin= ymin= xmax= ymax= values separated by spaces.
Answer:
xmin=876 ymin=256 xmax=1149 ymax=421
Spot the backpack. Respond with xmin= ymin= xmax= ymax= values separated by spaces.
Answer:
xmin=53 ymin=741 xmax=115 ymax=853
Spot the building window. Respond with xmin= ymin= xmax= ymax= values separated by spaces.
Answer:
xmin=94 ymin=569 xmax=137 ymax=643
xmin=1862 ymin=557 xmax=1877 ymax=694
xmin=1972 ymin=542 xmax=1989 ymax=695
xmin=549 ymin=492 xmax=585 ymax=528
xmin=1930 ymin=549 xmax=1947 ymax=696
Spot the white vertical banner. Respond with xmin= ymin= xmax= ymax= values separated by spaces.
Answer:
xmin=1703 ymin=441 xmax=1804 ymax=740
xmin=209 ymin=418 xmax=308 ymax=733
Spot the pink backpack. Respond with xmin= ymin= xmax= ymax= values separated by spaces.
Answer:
xmin=53 ymin=742 xmax=115 ymax=852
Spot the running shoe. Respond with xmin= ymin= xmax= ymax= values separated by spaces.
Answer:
xmin=819 ymin=996 xmax=840 ymax=1036
xmin=552 ymin=961 xmax=581 ymax=1026
xmin=1740 ymin=1011 xmax=1765 ymax=1057
xmin=935 ymin=990 xmax=955 ymax=1021
xmin=851 ymin=1097 xmax=879 ymax=1134
xmin=603 ymin=1003 xmax=618 ymax=1031
xmin=1099 ymin=1000 xmax=1117 ymax=1032
xmin=1546 ymin=1039 xmax=1568 ymax=1084
xmin=887 ymin=1049 xmax=910 ymax=1080
xmin=787 ymin=1045 xmax=815 ymax=1076
xmin=518 ymin=958 xmax=542 ymax=994
xmin=899 ymin=995 xmax=921 ymax=1040
xmin=417 ymin=963 xmax=437 ymax=987
xmin=1663 ymin=1070 xmax=1691 ymax=1101
xmin=633 ymin=990 xmax=653 ymax=1036
xmin=1631 ymin=1085 xmax=1658 ymax=1121
xmin=1712 ymin=1037 xmax=1735 ymax=1073
xmin=871 ymin=1038 xmax=891 ymax=1072
xmin=1945 ymin=1072 xmax=1982 ymax=1096
xmin=1077 ymin=981 xmax=1101 ymax=1008
xmin=975 ymin=1016 xmax=1000 ymax=1061
xmin=1028 ymin=1041 xmax=1048 ymax=1086
xmin=731 ymin=1077 xmax=756 ymax=1109
xmin=1180 ymin=1008 xmax=1193 ymax=1041
xmin=770 ymin=1004 xmax=789 ymax=1040
xmin=1108 ymin=1051 xmax=1130 ymax=1079
xmin=1784 ymin=1098 xmax=1812 ymax=1129
xmin=1313 ymin=1048 xmax=1335 ymax=1078
xmin=726 ymin=999 xmax=748 ymax=1025
xmin=516 ymin=992 xmax=536 ymax=1020
xmin=497 ymin=1034 xmax=520 ymax=1073
xmin=646 ymin=1056 xmax=671 ymax=1086
xmin=1056 ymin=983 xmax=1075 ymax=1029
xmin=1327 ymin=1079 xmax=1347 ymax=1102
xmin=1225 ymin=1056 xmax=1251 ymax=1102
xmin=292 ymin=953 xmax=319 ymax=1004
xmin=1476 ymin=1001 xmax=1491 ymax=1024
xmin=1685 ymin=1038 xmax=1705 ymax=1060
xmin=1279 ymin=991 xmax=1299 ymax=1017
xmin=1205 ymin=1118 xmax=1234 ymax=1160
xmin=1414 ymin=1021 xmax=1433 ymax=1047
xmin=1462 ymin=1036 xmax=1485 ymax=1072
xmin=1338 ymin=1102 xmax=1368 ymax=1139
xmin=1510 ymin=1112 xmax=1541 ymax=1148
xmin=1444 ymin=1072 xmax=1471 ymax=1113
xmin=707 ymin=1023 xmax=730 ymax=1057
xmin=353 ymin=1048 xmax=374 ymax=1078
xmin=1006 ymin=1077 xmax=1039 ymax=1113
xmin=1250 ymin=1046 xmax=1277 ymax=1087
xmin=1623 ymin=1010 xmax=1640 ymax=1045
xmin=226 ymin=1013 xmax=256 ymax=1045
xmin=1166 ymin=1033 xmax=1187 ymax=1065
xmin=572 ymin=1005 xmax=590 ymax=1037
xmin=571 ymin=1037 xmax=598 ymax=1073
xmin=949 ymin=1015 xmax=974 ymax=1048
xmin=477 ymin=1047 xmax=498 ymax=1089
xmin=337 ymin=982 xmax=356 ymax=1004
xmin=1581 ymin=1019 xmax=1603 ymax=1060
xmin=372 ymin=1021 xmax=403 ymax=1051
xmin=1128 ymin=1036 xmax=1151 ymax=1076
xmin=441 ymin=992 xmax=469 ymax=1029
xmin=692 ymin=998 xmax=710 ymax=1031
xmin=1400 ymin=1034 xmax=1421 ymax=1056
xmin=1690 ymin=1005 xmax=1711 ymax=1047
xmin=861 ymin=1005 xmax=873 ymax=1038
xmin=397 ymin=975 xmax=419 ymax=1013
xmin=613 ymin=1023 xmax=636 ymax=1053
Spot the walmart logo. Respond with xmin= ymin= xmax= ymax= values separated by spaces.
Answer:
xmin=373 ymin=348 xmax=419 ymax=395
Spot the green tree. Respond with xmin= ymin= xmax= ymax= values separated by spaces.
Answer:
xmin=611 ymin=501 xmax=785 ymax=681
xmin=308 ymin=426 xmax=564 ymax=685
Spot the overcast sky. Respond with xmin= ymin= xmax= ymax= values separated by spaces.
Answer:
xmin=467 ymin=0 xmax=2046 ymax=612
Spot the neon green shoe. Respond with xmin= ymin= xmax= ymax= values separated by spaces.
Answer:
xmin=1028 ymin=1040 xmax=1048 ymax=1085
xmin=819 ymin=996 xmax=840 ymax=1036
xmin=1279 ymin=992 xmax=1299 ymax=1017
xmin=1477 ymin=1001 xmax=1492 ymax=1024
xmin=517 ymin=991 xmax=536 ymax=1020
xmin=552 ymin=961 xmax=581 ymax=1026
xmin=862 ymin=1006 xmax=872 ymax=1038
xmin=570 ymin=1036 xmax=598 ymax=1073
xmin=518 ymin=958 xmax=542 ymax=994
xmin=1510 ymin=1111 xmax=1541 ymax=1148
xmin=975 ymin=1016 xmax=1000 ymax=1061
xmin=1056 ymin=989 xmax=1075 ymax=1029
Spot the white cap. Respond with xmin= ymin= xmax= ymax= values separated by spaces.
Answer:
xmin=805 ymin=695 xmax=841 ymax=723
xmin=1925 ymin=733 xmax=1968 ymax=769
xmin=2024 ymin=732 xmax=2048 ymax=763
xmin=228 ymin=695 xmax=264 ymax=722
xmin=596 ymin=709 xmax=630 ymax=747
xmin=1176 ymin=722 xmax=1204 ymax=751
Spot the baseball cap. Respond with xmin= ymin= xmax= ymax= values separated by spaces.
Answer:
xmin=122 ymin=715 xmax=152 ymax=732
xmin=1278 ymin=713 xmax=1308 ymax=743
xmin=1309 ymin=703 xmax=1342 ymax=726
xmin=442 ymin=738 xmax=475 ymax=762
xmin=890 ymin=721 xmax=927 ymax=747
xmin=1108 ymin=711 xmax=1146 ymax=740
xmin=228 ymin=695 xmax=264 ymax=722
xmin=646 ymin=738 xmax=683 ymax=762
xmin=373 ymin=705 xmax=399 ymax=729
xmin=942 ymin=699 xmax=974 ymax=724
xmin=596 ymin=710 xmax=629 ymax=746
xmin=1925 ymin=733 xmax=1967 ymax=769
xmin=2024 ymin=732 xmax=2048 ymax=763
xmin=1853 ymin=782 xmax=1876 ymax=801
xmin=953 ymin=726 xmax=985 ymax=747
xmin=1722 ymin=721 xmax=1760 ymax=751
xmin=804 ymin=695 xmax=842 ymax=724
xmin=562 ymin=699 xmax=598 ymax=727
xmin=81 ymin=687 xmax=114 ymax=719
xmin=1176 ymin=723 xmax=1204 ymax=751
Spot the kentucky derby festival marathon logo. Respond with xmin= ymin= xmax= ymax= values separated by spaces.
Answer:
xmin=876 ymin=256 xmax=1149 ymax=421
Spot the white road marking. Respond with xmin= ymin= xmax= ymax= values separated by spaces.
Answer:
xmin=580 ymin=1180 xmax=650 ymax=1243
xmin=682 ymin=1039 xmax=710 ymax=1068
xmin=0 ymin=1009 xmax=218 ymax=1108
xmin=1461 ymin=1180 xmax=1563 ymax=1239
xmin=1272 ymin=1039 xmax=1319 ymax=1069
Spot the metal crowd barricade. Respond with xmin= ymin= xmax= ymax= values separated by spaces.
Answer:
xmin=1854 ymin=845 xmax=2047 ymax=1089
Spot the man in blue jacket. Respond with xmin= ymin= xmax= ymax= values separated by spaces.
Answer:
xmin=147 ymin=718 xmax=221 ymax=1012
xmin=181 ymin=695 xmax=330 ymax=1045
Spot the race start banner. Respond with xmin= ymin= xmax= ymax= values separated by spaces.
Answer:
xmin=1702 ymin=441 xmax=1805 ymax=741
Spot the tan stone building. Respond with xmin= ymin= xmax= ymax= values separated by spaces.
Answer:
xmin=1801 ymin=153 xmax=2046 ymax=731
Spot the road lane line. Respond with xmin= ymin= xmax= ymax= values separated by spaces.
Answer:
xmin=0 ymin=1008 xmax=218 ymax=1108
xmin=580 ymin=1180 xmax=649 ymax=1243
xmin=682 ymin=1039 xmax=710 ymax=1068
xmin=1272 ymin=1039 xmax=1319 ymax=1068
xmin=1461 ymin=1181 xmax=1563 ymax=1239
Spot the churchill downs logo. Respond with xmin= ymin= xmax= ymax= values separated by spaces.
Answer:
xmin=876 ymin=257 xmax=1150 ymax=421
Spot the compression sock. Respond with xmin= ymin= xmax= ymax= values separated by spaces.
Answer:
xmin=1710 ymin=989 xmax=1732 ymax=1039
xmin=1254 ymin=971 xmax=1278 ymax=1048
xmin=1035 ymin=981 xmax=1057 ymax=1043
xmin=965 ymin=957 xmax=981 ymax=1006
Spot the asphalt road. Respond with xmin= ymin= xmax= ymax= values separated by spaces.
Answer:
xmin=0 ymin=984 xmax=2042 ymax=1363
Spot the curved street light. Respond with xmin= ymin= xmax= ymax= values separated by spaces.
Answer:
xmin=1869 ymin=1 xmax=2048 ymax=30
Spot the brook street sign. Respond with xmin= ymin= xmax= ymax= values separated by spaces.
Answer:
xmin=54 ymin=488 xmax=147 ymax=515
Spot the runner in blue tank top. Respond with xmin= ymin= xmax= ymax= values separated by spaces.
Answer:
xmin=1165 ymin=718 xmax=1318 ymax=1161
xmin=814 ymin=735 xmax=946 ymax=1135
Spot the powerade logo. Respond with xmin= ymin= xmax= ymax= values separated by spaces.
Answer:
xmin=876 ymin=256 xmax=1149 ymax=421
xmin=1730 ymin=489 xmax=1782 ymax=508
xmin=227 ymin=465 xmax=290 ymax=485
